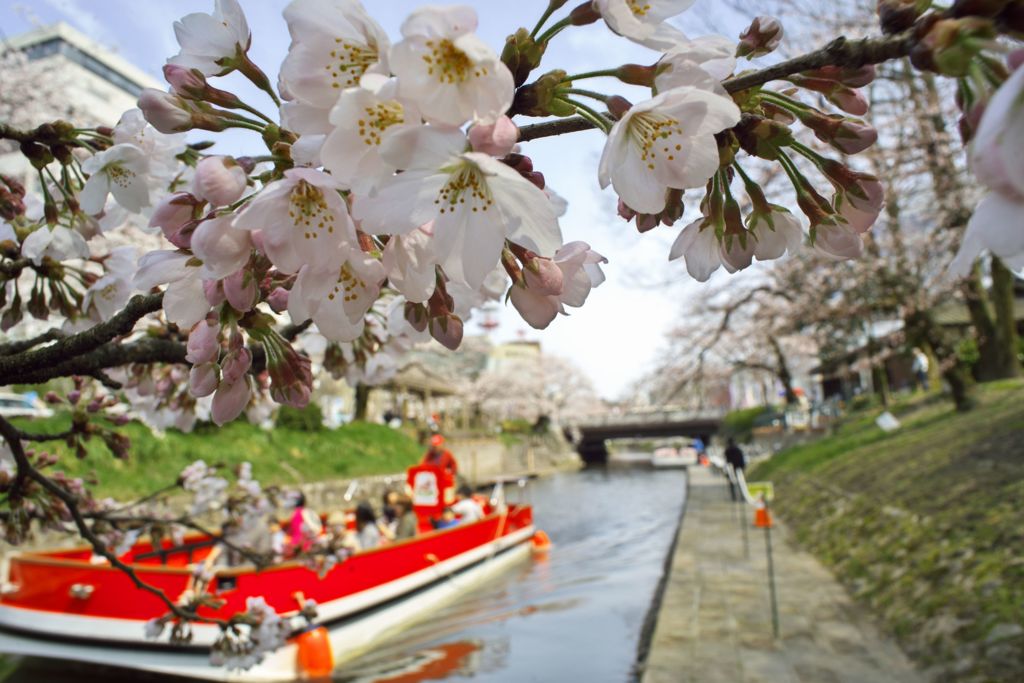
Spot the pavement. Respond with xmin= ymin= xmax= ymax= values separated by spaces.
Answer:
xmin=641 ymin=466 xmax=928 ymax=683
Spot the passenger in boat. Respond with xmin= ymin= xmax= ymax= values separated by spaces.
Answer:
xmin=433 ymin=507 xmax=459 ymax=529
xmin=287 ymin=492 xmax=322 ymax=555
xmin=354 ymin=502 xmax=381 ymax=550
xmin=422 ymin=434 xmax=458 ymax=476
xmin=393 ymin=494 xmax=418 ymax=540
xmin=378 ymin=490 xmax=400 ymax=541
xmin=451 ymin=485 xmax=484 ymax=523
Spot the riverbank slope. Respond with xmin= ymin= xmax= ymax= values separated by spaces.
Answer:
xmin=750 ymin=380 xmax=1024 ymax=682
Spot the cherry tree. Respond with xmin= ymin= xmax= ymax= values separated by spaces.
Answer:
xmin=1 ymin=0 xmax=1024 ymax=667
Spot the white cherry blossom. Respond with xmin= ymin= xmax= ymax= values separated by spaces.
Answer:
xmin=168 ymin=0 xmax=250 ymax=76
xmin=134 ymin=251 xmax=210 ymax=328
xmin=598 ymin=86 xmax=740 ymax=214
xmin=280 ymin=0 xmax=390 ymax=110
xmin=353 ymin=126 xmax=561 ymax=289
xmin=813 ymin=223 xmax=864 ymax=261
xmin=669 ymin=217 xmax=721 ymax=282
xmin=320 ymin=75 xmax=420 ymax=194
xmin=381 ymin=224 xmax=438 ymax=304
xmin=751 ymin=208 xmax=804 ymax=261
xmin=655 ymin=36 xmax=736 ymax=93
xmin=288 ymin=253 xmax=385 ymax=341
xmin=594 ymin=0 xmax=694 ymax=51
xmin=234 ymin=168 xmax=357 ymax=274
xmin=191 ymin=215 xmax=253 ymax=280
xmin=80 ymin=144 xmax=152 ymax=215
xmin=390 ymin=6 xmax=514 ymax=126
xmin=20 ymin=226 xmax=89 ymax=265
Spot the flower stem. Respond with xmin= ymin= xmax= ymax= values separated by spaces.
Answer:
xmin=561 ymin=87 xmax=610 ymax=103
xmin=529 ymin=3 xmax=559 ymax=39
xmin=555 ymin=97 xmax=611 ymax=133
xmin=536 ymin=17 xmax=573 ymax=45
xmin=560 ymin=68 xmax=621 ymax=83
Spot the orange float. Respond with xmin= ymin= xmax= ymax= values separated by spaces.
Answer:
xmin=295 ymin=626 xmax=334 ymax=679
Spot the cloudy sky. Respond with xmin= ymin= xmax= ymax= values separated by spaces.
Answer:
xmin=1 ymin=0 xmax=752 ymax=399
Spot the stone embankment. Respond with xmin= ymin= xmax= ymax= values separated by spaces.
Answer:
xmin=641 ymin=466 xmax=926 ymax=683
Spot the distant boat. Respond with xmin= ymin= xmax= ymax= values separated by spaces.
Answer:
xmin=0 ymin=465 xmax=540 ymax=681
xmin=651 ymin=445 xmax=692 ymax=469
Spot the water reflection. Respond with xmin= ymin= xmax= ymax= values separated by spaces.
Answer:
xmin=2 ymin=463 xmax=686 ymax=683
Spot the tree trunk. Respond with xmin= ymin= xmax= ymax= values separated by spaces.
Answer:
xmin=353 ymin=383 xmax=371 ymax=422
xmin=904 ymin=309 xmax=975 ymax=412
xmin=990 ymin=256 xmax=1022 ymax=378
xmin=769 ymin=336 xmax=798 ymax=405
xmin=962 ymin=266 xmax=1006 ymax=382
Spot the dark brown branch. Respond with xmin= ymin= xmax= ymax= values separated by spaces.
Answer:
xmin=0 ymin=336 xmax=186 ymax=386
xmin=0 ymin=293 xmax=165 ymax=385
xmin=0 ymin=328 xmax=65 ymax=356
xmin=516 ymin=31 xmax=915 ymax=143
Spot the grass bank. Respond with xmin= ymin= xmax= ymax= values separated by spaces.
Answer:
xmin=12 ymin=416 xmax=424 ymax=500
xmin=750 ymin=380 xmax=1024 ymax=682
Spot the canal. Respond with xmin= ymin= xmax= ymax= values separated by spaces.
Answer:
xmin=5 ymin=464 xmax=687 ymax=682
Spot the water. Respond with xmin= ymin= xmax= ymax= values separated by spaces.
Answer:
xmin=5 ymin=464 xmax=687 ymax=683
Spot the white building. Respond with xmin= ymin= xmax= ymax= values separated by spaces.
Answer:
xmin=0 ymin=22 xmax=161 ymax=181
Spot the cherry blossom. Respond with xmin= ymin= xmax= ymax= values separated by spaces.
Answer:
xmin=193 ymin=157 xmax=248 ymax=208
xmin=813 ymin=223 xmax=864 ymax=261
xmin=669 ymin=217 xmax=721 ymax=282
xmin=20 ymin=226 xmax=89 ymax=265
xmin=381 ymin=225 xmax=439 ymax=304
xmin=655 ymin=36 xmax=737 ymax=93
xmin=168 ymin=0 xmax=251 ymax=76
xmin=279 ymin=0 xmax=390 ymax=110
xmin=320 ymin=74 xmax=420 ymax=194
xmin=599 ymin=87 xmax=741 ymax=214
xmin=389 ymin=6 xmax=514 ymax=126
xmin=352 ymin=126 xmax=562 ymax=289
xmin=288 ymin=253 xmax=385 ymax=341
xmin=594 ymin=0 xmax=694 ymax=51
xmin=79 ymin=144 xmax=151 ymax=215
xmin=233 ymin=167 xmax=357 ymax=274
xmin=510 ymin=242 xmax=608 ymax=329
xmin=134 ymin=251 xmax=210 ymax=328
xmin=191 ymin=215 xmax=253 ymax=280
xmin=750 ymin=208 xmax=804 ymax=261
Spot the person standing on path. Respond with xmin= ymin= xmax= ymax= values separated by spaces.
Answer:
xmin=724 ymin=438 xmax=746 ymax=501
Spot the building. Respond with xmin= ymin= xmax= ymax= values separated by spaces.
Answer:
xmin=0 ymin=23 xmax=161 ymax=181
xmin=485 ymin=340 xmax=541 ymax=374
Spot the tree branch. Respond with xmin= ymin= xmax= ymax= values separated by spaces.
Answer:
xmin=0 ymin=336 xmax=186 ymax=386
xmin=516 ymin=31 xmax=915 ymax=143
xmin=0 ymin=328 xmax=65 ymax=356
xmin=0 ymin=293 xmax=164 ymax=385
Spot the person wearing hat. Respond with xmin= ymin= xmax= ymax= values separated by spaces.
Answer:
xmin=421 ymin=434 xmax=457 ymax=476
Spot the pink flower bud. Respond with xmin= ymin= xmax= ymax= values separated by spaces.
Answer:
xmin=186 ymin=320 xmax=221 ymax=365
xmin=223 ymin=268 xmax=258 ymax=312
xmin=44 ymin=391 xmax=62 ymax=404
xmin=163 ymin=64 xmax=206 ymax=97
xmin=203 ymin=280 xmax=227 ymax=306
xmin=149 ymin=192 xmax=199 ymax=249
xmin=137 ymin=88 xmax=192 ymax=134
xmin=67 ymin=390 xmax=81 ymax=406
xmin=523 ymin=257 xmax=564 ymax=295
xmin=828 ymin=86 xmax=869 ymax=116
xmin=221 ymin=347 xmax=252 ymax=385
xmin=719 ymin=229 xmax=756 ymax=273
xmin=468 ymin=116 xmax=519 ymax=156
xmin=404 ymin=301 xmax=429 ymax=332
xmin=737 ymin=16 xmax=783 ymax=59
xmin=814 ymin=223 xmax=864 ymax=260
xmin=267 ymin=286 xmax=289 ymax=313
xmin=189 ymin=362 xmax=220 ymax=397
xmin=831 ymin=119 xmax=878 ymax=154
xmin=429 ymin=314 xmax=464 ymax=351
xmin=193 ymin=156 xmax=247 ymax=208
xmin=211 ymin=379 xmax=250 ymax=425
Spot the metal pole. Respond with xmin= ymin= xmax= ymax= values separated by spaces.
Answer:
xmin=741 ymin=498 xmax=750 ymax=559
xmin=764 ymin=507 xmax=780 ymax=639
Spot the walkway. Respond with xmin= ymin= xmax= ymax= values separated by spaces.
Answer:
xmin=642 ymin=466 xmax=927 ymax=683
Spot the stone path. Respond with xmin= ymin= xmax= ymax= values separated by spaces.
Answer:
xmin=641 ymin=466 xmax=928 ymax=683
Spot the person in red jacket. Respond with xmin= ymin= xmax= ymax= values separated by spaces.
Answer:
xmin=422 ymin=434 xmax=457 ymax=476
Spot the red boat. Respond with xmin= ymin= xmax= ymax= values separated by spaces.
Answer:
xmin=0 ymin=465 xmax=539 ymax=681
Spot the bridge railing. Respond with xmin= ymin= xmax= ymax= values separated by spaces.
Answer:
xmin=567 ymin=407 xmax=726 ymax=428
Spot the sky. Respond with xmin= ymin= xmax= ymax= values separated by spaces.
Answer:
xmin=0 ymin=0 xmax=751 ymax=399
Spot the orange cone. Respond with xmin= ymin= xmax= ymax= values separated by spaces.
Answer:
xmin=295 ymin=626 xmax=334 ymax=679
xmin=753 ymin=501 xmax=773 ymax=528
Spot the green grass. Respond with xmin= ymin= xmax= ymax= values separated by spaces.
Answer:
xmin=13 ymin=416 xmax=424 ymax=499
xmin=750 ymin=381 xmax=1024 ymax=681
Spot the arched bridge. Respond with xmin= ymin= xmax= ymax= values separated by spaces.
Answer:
xmin=564 ymin=407 xmax=726 ymax=464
